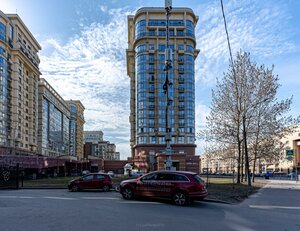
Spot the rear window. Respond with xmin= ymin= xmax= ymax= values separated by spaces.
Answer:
xmin=194 ymin=175 xmax=205 ymax=183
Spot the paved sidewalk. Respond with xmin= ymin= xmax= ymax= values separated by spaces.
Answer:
xmin=263 ymin=179 xmax=300 ymax=189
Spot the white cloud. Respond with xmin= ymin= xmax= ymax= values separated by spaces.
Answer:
xmin=38 ymin=1 xmax=299 ymax=159
xmin=39 ymin=8 xmax=135 ymax=159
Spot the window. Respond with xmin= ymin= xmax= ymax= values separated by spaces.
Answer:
xmin=158 ymin=44 xmax=165 ymax=51
xmin=174 ymin=174 xmax=189 ymax=182
xmin=141 ymin=173 xmax=157 ymax=181
xmin=177 ymin=30 xmax=184 ymax=36
xmin=157 ymin=173 xmax=174 ymax=181
xmin=0 ymin=22 xmax=5 ymax=42
xmin=135 ymin=20 xmax=146 ymax=39
xmin=82 ymin=175 xmax=94 ymax=181
xmin=149 ymin=44 xmax=155 ymax=50
xmin=149 ymin=29 xmax=156 ymax=36
xmin=96 ymin=174 xmax=104 ymax=180
xmin=150 ymin=136 xmax=156 ymax=144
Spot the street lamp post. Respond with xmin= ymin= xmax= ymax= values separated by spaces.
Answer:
xmin=163 ymin=0 xmax=173 ymax=170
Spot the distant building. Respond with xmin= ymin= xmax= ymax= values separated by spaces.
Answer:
xmin=84 ymin=131 xmax=103 ymax=144
xmin=37 ymin=78 xmax=70 ymax=157
xmin=200 ymin=125 xmax=300 ymax=174
xmin=84 ymin=131 xmax=120 ymax=160
xmin=65 ymin=100 xmax=85 ymax=160
xmin=0 ymin=11 xmax=41 ymax=152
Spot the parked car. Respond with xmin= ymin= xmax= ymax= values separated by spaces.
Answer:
xmin=68 ymin=173 xmax=112 ymax=192
xmin=119 ymin=170 xmax=207 ymax=206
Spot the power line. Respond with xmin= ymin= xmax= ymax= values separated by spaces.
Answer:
xmin=220 ymin=0 xmax=234 ymax=68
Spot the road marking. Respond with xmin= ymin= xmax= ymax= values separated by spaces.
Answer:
xmin=43 ymin=196 xmax=78 ymax=200
xmin=0 ymin=196 xmax=18 ymax=198
xmin=0 ymin=196 xmax=34 ymax=199
xmin=81 ymin=197 xmax=119 ymax=200
xmin=119 ymin=201 xmax=162 ymax=204
xmin=250 ymin=205 xmax=300 ymax=210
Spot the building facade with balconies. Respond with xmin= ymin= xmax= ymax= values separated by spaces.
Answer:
xmin=0 ymin=11 xmax=41 ymax=153
xmin=126 ymin=7 xmax=200 ymax=172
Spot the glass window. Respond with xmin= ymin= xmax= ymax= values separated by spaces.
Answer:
xmin=149 ymin=44 xmax=155 ymax=50
xmin=186 ymin=45 xmax=194 ymax=53
xmin=149 ymin=29 xmax=156 ymax=36
xmin=135 ymin=20 xmax=146 ymax=39
xmin=0 ymin=22 xmax=6 ymax=42
xmin=177 ymin=30 xmax=184 ymax=36
xmin=158 ymin=44 xmax=165 ymax=51
xmin=174 ymin=174 xmax=189 ymax=182
xmin=157 ymin=173 xmax=174 ymax=181
xmin=135 ymin=44 xmax=147 ymax=53
xmin=82 ymin=175 xmax=94 ymax=181
xmin=96 ymin=174 xmax=105 ymax=180
xmin=178 ymin=44 xmax=184 ymax=50
xmin=141 ymin=173 xmax=158 ymax=181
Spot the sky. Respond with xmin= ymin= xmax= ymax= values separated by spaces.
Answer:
xmin=1 ymin=0 xmax=300 ymax=159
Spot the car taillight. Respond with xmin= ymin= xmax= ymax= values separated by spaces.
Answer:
xmin=197 ymin=183 xmax=204 ymax=191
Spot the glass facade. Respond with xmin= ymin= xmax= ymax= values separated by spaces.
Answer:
xmin=42 ymin=97 xmax=69 ymax=156
xmin=0 ymin=22 xmax=6 ymax=42
xmin=0 ymin=50 xmax=8 ymax=146
xmin=69 ymin=104 xmax=76 ymax=156
xmin=134 ymin=18 xmax=196 ymax=145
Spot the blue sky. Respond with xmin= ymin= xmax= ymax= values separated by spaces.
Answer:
xmin=1 ymin=0 xmax=300 ymax=159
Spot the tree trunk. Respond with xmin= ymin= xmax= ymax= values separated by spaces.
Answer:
xmin=237 ymin=139 xmax=242 ymax=184
xmin=243 ymin=115 xmax=252 ymax=187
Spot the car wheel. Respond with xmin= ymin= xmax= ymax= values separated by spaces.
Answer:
xmin=102 ymin=185 xmax=110 ymax=192
xmin=71 ymin=185 xmax=79 ymax=192
xmin=173 ymin=192 xmax=188 ymax=206
xmin=122 ymin=187 xmax=134 ymax=200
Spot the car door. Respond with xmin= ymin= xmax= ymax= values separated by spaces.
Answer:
xmin=94 ymin=174 xmax=105 ymax=189
xmin=136 ymin=173 xmax=158 ymax=197
xmin=154 ymin=173 xmax=175 ymax=197
xmin=80 ymin=174 xmax=95 ymax=189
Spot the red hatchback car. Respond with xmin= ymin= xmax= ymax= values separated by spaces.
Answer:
xmin=119 ymin=171 xmax=207 ymax=205
xmin=68 ymin=173 xmax=112 ymax=192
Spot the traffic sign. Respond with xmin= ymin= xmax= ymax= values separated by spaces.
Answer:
xmin=285 ymin=149 xmax=294 ymax=159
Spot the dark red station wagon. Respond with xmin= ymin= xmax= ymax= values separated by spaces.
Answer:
xmin=68 ymin=173 xmax=112 ymax=192
xmin=119 ymin=171 xmax=207 ymax=205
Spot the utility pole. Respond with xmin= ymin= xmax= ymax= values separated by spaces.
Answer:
xmin=163 ymin=0 xmax=173 ymax=170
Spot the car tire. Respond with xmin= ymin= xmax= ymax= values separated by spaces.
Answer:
xmin=173 ymin=191 xmax=188 ymax=206
xmin=71 ymin=185 xmax=79 ymax=192
xmin=102 ymin=185 xmax=110 ymax=192
xmin=121 ymin=187 xmax=134 ymax=200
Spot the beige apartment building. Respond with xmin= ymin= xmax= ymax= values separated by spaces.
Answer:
xmin=84 ymin=131 xmax=120 ymax=160
xmin=66 ymin=100 xmax=85 ymax=160
xmin=0 ymin=11 xmax=41 ymax=153
xmin=126 ymin=7 xmax=200 ymax=171
xmin=38 ymin=78 xmax=70 ymax=157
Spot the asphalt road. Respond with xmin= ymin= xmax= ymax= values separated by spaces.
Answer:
xmin=0 ymin=180 xmax=300 ymax=231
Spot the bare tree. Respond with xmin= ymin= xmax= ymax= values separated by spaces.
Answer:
xmin=205 ymin=51 xmax=298 ymax=187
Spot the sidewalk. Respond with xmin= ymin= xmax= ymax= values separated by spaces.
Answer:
xmin=263 ymin=179 xmax=300 ymax=190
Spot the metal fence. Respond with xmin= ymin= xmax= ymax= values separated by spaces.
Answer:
xmin=0 ymin=164 xmax=20 ymax=189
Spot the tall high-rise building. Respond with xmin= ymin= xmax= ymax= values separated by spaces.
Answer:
xmin=126 ymin=7 xmax=199 ymax=171
xmin=0 ymin=11 xmax=41 ymax=152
